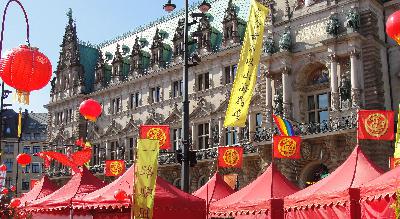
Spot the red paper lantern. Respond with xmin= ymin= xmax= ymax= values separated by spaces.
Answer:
xmin=79 ymin=99 xmax=102 ymax=122
xmin=2 ymin=187 xmax=9 ymax=195
xmin=114 ymin=190 xmax=127 ymax=202
xmin=10 ymin=185 xmax=16 ymax=192
xmin=16 ymin=153 xmax=31 ymax=167
xmin=9 ymin=198 xmax=21 ymax=208
xmin=0 ymin=45 xmax=52 ymax=104
xmin=0 ymin=164 xmax=7 ymax=172
xmin=387 ymin=10 xmax=400 ymax=45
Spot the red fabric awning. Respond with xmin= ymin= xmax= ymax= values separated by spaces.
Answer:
xmin=360 ymin=165 xmax=400 ymax=201
xmin=24 ymin=168 xmax=107 ymax=212
xmin=18 ymin=175 xmax=58 ymax=207
xmin=285 ymin=145 xmax=383 ymax=209
xmin=74 ymin=164 xmax=206 ymax=219
xmin=209 ymin=163 xmax=299 ymax=217
xmin=192 ymin=173 xmax=234 ymax=203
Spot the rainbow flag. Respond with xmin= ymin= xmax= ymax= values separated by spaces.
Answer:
xmin=273 ymin=115 xmax=294 ymax=136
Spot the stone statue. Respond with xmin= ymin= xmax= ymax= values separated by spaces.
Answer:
xmin=264 ymin=36 xmax=275 ymax=54
xmin=273 ymin=86 xmax=283 ymax=116
xmin=50 ymin=77 xmax=56 ymax=94
xmin=326 ymin=13 xmax=340 ymax=36
xmin=345 ymin=7 xmax=360 ymax=31
xmin=279 ymin=28 xmax=291 ymax=52
xmin=339 ymin=76 xmax=351 ymax=103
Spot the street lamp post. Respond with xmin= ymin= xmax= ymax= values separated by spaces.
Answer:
xmin=163 ymin=0 xmax=211 ymax=192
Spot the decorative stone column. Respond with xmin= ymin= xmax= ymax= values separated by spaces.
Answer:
xmin=265 ymin=72 xmax=273 ymax=128
xmin=124 ymin=137 xmax=128 ymax=161
xmin=192 ymin=123 xmax=197 ymax=149
xmin=105 ymin=141 xmax=110 ymax=160
xmin=208 ymin=119 xmax=213 ymax=147
xmin=350 ymin=49 xmax=361 ymax=108
xmin=282 ymin=67 xmax=292 ymax=119
xmin=218 ymin=118 xmax=225 ymax=146
xmin=248 ymin=113 xmax=256 ymax=142
xmin=329 ymin=53 xmax=340 ymax=111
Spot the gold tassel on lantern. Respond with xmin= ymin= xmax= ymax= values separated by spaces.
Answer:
xmin=15 ymin=90 xmax=30 ymax=105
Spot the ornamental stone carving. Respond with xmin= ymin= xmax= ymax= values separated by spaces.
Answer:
xmin=326 ymin=13 xmax=340 ymax=36
xmin=345 ymin=7 xmax=360 ymax=32
xmin=264 ymin=36 xmax=276 ymax=54
xmin=279 ymin=28 xmax=292 ymax=52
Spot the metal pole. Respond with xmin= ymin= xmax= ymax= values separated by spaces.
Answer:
xmin=0 ymin=82 xmax=4 ymax=164
xmin=181 ymin=0 xmax=190 ymax=193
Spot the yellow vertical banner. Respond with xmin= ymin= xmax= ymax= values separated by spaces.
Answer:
xmin=224 ymin=0 xmax=269 ymax=127
xmin=134 ymin=139 xmax=159 ymax=219
xmin=394 ymin=104 xmax=400 ymax=158
xmin=17 ymin=110 xmax=22 ymax=138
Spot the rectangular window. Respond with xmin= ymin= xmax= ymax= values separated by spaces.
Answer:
xmin=173 ymin=80 xmax=183 ymax=97
xmin=197 ymin=72 xmax=210 ymax=91
xmin=110 ymin=141 xmax=118 ymax=160
xmin=22 ymin=179 xmax=29 ymax=191
xmin=111 ymin=98 xmax=122 ymax=114
xmin=198 ymin=123 xmax=210 ymax=149
xmin=255 ymin=113 xmax=263 ymax=132
xmin=151 ymin=87 xmax=161 ymax=103
xmin=23 ymin=146 xmax=31 ymax=154
xmin=6 ymin=177 xmax=12 ymax=187
xmin=32 ymin=146 xmax=41 ymax=154
xmin=224 ymin=65 xmax=237 ymax=84
xmin=4 ymin=144 xmax=14 ymax=154
xmin=5 ymin=159 xmax=13 ymax=173
xmin=32 ymin=163 xmax=40 ymax=173
xmin=173 ymin=128 xmax=182 ymax=151
xmin=92 ymin=145 xmax=99 ymax=165
xmin=23 ymin=164 xmax=30 ymax=173
xmin=307 ymin=92 xmax=330 ymax=123
xmin=131 ymin=92 xmax=141 ymax=109
xmin=225 ymin=127 xmax=238 ymax=146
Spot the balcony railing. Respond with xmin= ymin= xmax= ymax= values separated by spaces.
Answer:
xmin=48 ymin=115 xmax=357 ymax=177
xmin=254 ymin=114 xmax=357 ymax=143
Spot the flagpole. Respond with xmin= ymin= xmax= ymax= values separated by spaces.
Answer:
xmin=131 ymin=140 xmax=138 ymax=219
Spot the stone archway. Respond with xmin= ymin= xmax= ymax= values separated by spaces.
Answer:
xmin=298 ymin=160 xmax=329 ymax=189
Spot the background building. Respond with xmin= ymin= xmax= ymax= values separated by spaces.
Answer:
xmin=47 ymin=0 xmax=399 ymax=191
xmin=0 ymin=109 xmax=47 ymax=196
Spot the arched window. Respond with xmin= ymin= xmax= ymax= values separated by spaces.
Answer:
xmin=306 ymin=66 xmax=330 ymax=123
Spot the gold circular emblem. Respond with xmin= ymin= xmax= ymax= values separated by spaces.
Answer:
xmin=365 ymin=113 xmax=389 ymax=137
xmin=223 ymin=149 xmax=240 ymax=166
xmin=146 ymin=128 xmax=167 ymax=147
xmin=277 ymin=138 xmax=297 ymax=157
xmin=110 ymin=161 xmax=123 ymax=175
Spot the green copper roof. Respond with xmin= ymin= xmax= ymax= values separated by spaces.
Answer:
xmin=99 ymin=0 xmax=251 ymax=63
xmin=79 ymin=44 xmax=99 ymax=93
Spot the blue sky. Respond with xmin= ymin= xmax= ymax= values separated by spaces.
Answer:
xmin=1 ymin=0 xmax=198 ymax=112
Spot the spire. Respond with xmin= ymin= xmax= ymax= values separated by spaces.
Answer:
xmin=57 ymin=8 xmax=80 ymax=72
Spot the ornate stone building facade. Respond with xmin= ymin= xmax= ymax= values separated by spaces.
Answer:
xmin=46 ymin=0 xmax=399 ymax=190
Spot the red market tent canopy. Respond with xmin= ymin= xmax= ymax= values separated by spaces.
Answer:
xmin=18 ymin=175 xmax=59 ymax=207
xmin=209 ymin=163 xmax=299 ymax=219
xmin=359 ymin=165 xmax=400 ymax=218
xmin=284 ymin=145 xmax=383 ymax=219
xmin=24 ymin=168 xmax=106 ymax=212
xmin=73 ymin=164 xmax=206 ymax=219
xmin=192 ymin=173 xmax=234 ymax=203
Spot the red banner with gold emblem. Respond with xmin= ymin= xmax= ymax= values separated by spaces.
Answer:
xmin=390 ymin=157 xmax=400 ymax=169
xmin=139 ymin=125 xmax=171 ymax=149
xmin=218 ymin=147 xmax=243 ymax=168
xmin=105 ymin=160 xmax=126 ymax=177
xmin=273 ymin=136 xmax=301 ymax=159
xmin=358 ymin=110 xmax=394 ymax=141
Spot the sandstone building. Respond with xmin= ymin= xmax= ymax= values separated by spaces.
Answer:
xmin=46 ymin=0 xmax=400 ymax=191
